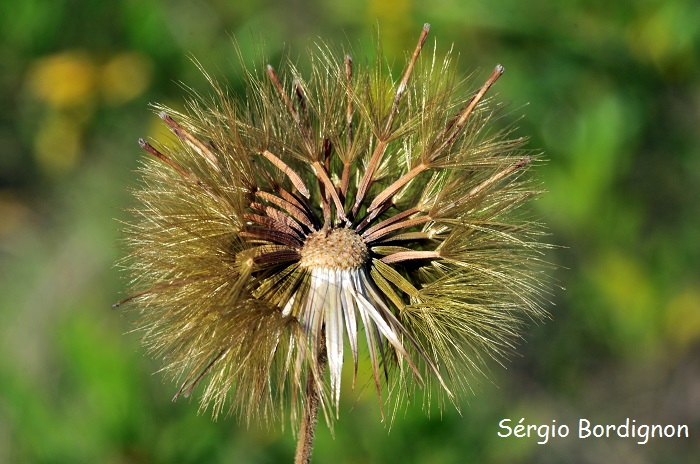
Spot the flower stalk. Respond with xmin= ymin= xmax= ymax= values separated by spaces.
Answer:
xmin=295 ymin=332 xmax=326 ymax=464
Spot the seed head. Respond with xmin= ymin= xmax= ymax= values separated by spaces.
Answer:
xmin=117 ymin=24 xmax=550 ymax=426
xmin=299 ymin=228 xmax=369 ymax=270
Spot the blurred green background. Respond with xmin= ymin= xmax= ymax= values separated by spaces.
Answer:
xmin=1 ymin=0 xmax=699 ymax=462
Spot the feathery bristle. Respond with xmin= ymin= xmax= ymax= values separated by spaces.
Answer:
xmin=118 ymin=25 xmax=550 ymax=427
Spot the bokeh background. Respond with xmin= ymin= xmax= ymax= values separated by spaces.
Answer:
xmin=1 ymin=0 xmax=699 ymax=462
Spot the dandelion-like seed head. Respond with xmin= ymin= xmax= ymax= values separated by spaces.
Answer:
xmin=117 ymin=23 xmax=550 ymax=433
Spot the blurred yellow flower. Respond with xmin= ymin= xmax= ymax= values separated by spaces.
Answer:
xmin=664 ymin=288 xmax=700 ymax=350
xmin=100 ymin=52 xmax=153 ymax=105
xmin=34 ymin=113 xmax=82 ymax=176
xmin=27 ymin=51 xmax=97 ymax=108
xmin=368 ymin=0 xmax=412 ymax=54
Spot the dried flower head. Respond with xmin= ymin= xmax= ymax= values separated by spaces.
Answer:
xmin=118 ymin=24 xmax=549 ymax=434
